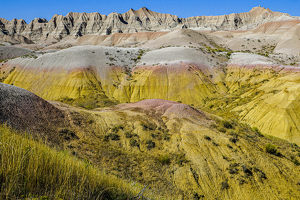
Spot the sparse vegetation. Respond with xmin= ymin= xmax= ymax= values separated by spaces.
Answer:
xmin=21 ymin=54 xmax=38 ymax=59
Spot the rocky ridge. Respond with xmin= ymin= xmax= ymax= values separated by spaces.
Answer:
xmin=0 ymin=6 xmax=294 ymax=42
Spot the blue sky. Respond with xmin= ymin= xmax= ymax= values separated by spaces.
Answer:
xmin=1 ymin=0 xmax=300 ymax=23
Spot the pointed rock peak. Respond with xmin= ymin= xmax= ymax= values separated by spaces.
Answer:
xmin=66 ymin=12 xmax=73 ymax=17
xmin=125 ymin=8 xmax=136 ymax=15
xmin=249 ymin=6 xmax=276 ymax=16
xmin=91 ymin=12 xmax=103 ymax=20
xmin=35 ymin=18 xmax=48 ymax=23
xmin=134 ymin=7 xmax=154 ymax=17
xmin=137 ymin=7 xmax=151 ymax=13
xmin=139 ymin=7 xmax=149 ymax=11
xmin=92 ymin=12 xmax=101 ymax=15
xmin=20 ymin=19 xmax=27 ymax=24
xmin=107 ymin=12 xmax=120 ymax=17
xmin=80 ymin=12 xmax=89 ymax=21
xmin=250 ymin=6 xmax=271 ymax=12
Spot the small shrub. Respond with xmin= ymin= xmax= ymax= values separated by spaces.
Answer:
xmin=145 ymin=139 xmax=155 ymax=150
xmin=252 ymin=127 xmax=263 ymax=136
xmin=212 ymin=141 xmax=219 ymax=146
xmin=293 ymin=159 xmax=300 ymax=166
xmin=229 ymin=135 xmax=238 ymax=143
xmin=193 ymin=192 xmax=204 ymax=199
xmin=204 ymin=135 xmax=211 ymax=140
xmin=217 ymin=127 xmax=227 ymax=133
xmin=151 ymin=133 xmax=156 ymax=138
xmin=221 ymin=181 xmax=229 ymax=190
xmin=163 ymin=132 xmax=170 ymax=141
xmin=125 ymin=132 xmax=132 ymax=138
xmin=157 ymin=155 xmax=171 ymax=165
xmin=59 ymin=128 xmax=71 ymax=134
xmin=108 ymin=133 xmax=120 ymax=141
xmin=228 ymin=163 xmax=238 ymax=174
xmin=103 ymin=135 xmax=110 ymax=141
xmin=141 ymin=122 xmax=155 ymax=131
xmin=221 ymin=120 xmax=233 ymax=129
xmin=258 ymin=170 xmax=267 ymax=179
xmin=130 ymin=139 xmax=139 ymax=147
xmin=226 ymin=52 xmax=232 ymax=58
xmin=58 ymin=128 xmax=77 ymax=140
xmin=175 ymin=152 xmax=189 ymax=165
xmin=209 ymin=123 xmax=217 ymax=129
xmin=85 ymin=105 xmax=94 ymax=110
xmin=222 ymin=155 xmax=228 ymax=160
xmin=111 ymin=125 xmax=123 ymax=133
xmin=239 ymin=179 xmax=245 ymax=185
xmin=265 ymin=143 xmax=277 ymax=154
xmin=241 ymin=165 xmax=252 ymax=176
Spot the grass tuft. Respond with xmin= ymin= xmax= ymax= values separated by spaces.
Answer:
xmin=0 ymin=124 xmax=150 ymax=199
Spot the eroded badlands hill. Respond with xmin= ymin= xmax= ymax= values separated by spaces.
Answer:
xmin=0 ymin=83 xmax=69 ymax=142
xmin=1 ymin=85 xmax=300 ymax=199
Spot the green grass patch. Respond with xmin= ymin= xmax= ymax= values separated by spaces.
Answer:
xmin=0 ymin=124 xmax=149 ymax=199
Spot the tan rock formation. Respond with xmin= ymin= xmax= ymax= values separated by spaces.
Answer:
xmin=0 ymin=6 xmax=294 ymax=42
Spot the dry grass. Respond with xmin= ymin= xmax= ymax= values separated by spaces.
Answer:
xmin=0 ymin=124 xmax=153 ymax=199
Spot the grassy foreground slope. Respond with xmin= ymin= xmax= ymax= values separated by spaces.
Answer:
xmin=0 ymin=124 xmax=154 ymax=200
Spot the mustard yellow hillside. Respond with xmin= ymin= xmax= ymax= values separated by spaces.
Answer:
xmin=227 ymin=64 xmax=300 ymax=144
xmin=1 ymin=46 xmax=300 ymax=145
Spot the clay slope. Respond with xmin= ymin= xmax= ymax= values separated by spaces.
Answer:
xmin=40 ymin=31 xmax=170 ymax=50
xmin=0 ymin=83 xmax=69 ymax=141
xmin=247 ymin=19 xmax=300 ymax=55
xmin=0 ymin=46 xmax=34 ymax=60
xmin=0 ymin=6 xmax=293 ymax=42
xmin=0 ymin=45 xmax=226 ymax=105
